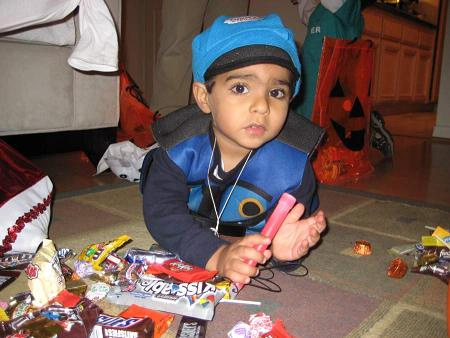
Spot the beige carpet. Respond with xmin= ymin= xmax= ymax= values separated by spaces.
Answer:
xmin=1 ymin=184 xmax=448 ymax=337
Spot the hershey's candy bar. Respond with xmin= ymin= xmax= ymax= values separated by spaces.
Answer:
xmin=176 ymin=316 xmax=207 ymax=338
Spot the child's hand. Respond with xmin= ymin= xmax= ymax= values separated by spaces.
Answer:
xmin=272 ymin=203 xmax=326 ymax=261
xmin=206 ymin=235 xmax=272 ymax=285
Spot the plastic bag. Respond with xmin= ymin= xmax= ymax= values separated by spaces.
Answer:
xmin=96 ymin=141 xmax=159 ymax=182
xmin=120 ymin=66 xmax=158 ymax=148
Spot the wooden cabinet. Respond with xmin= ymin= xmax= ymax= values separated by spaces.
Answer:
xmin=363 ymin=6 xmax=437 ymax=110
xmin=378 ymin=39 xmax=401 ymax=101
xmin=415 ymin=50 xmax=433 ymax=101
xmin=397 ymin=46 xmax=417 ymax=101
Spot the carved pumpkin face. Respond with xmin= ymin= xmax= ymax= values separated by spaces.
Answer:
xmin=327 ymin=78 xmax=367 ymax=151
xmin=311 ymin=37 xmax=375 ymax=184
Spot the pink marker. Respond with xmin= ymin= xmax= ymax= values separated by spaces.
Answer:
xmin=236 ymin=192 xmax=296 ymax=290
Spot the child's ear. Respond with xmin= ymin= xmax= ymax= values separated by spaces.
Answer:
xmin=192 ymin=82 xmax=211 ymax=114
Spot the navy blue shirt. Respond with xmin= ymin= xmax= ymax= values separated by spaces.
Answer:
xmin=142 ymin=105 xmax=323 ymax=268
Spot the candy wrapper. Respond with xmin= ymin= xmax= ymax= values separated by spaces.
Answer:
xmin=261 ymin=319 xmax=294 ymax=338
xmin=5 ymin=291 xmax=33 ymax=319
xmin=228 ymin=314 xmax=294 ymax=338
xmin=432 ymin=226 xmax=450 ymax=249
xmin=119 ymin=304 xmax=174 ymax=338
xmin=124 ymin=245 xmax=177 ymax=265
xmin=387 ymin=258 xmax=408 ymax=278
xmin=0 ymin=297 xmax=102 ymax=337
xmin=90 ymin=313 xmax=154 ymax=338
xmin=0 ymin=252 xmax=34 ymax=270
xmin=176 ymin=316 xmax=207 ymax=337
xmin=411 ymin=244 xmax=450 ymax=282
xmin=26 ymin=239 xmax=65 ymax=307
xmin=78 ymin=235 xmax=131 ymax=272
xmin=0 ymin=270 xmax=20 ymax=291
xmin=110 ymin=245 xmax=237 ymax=320
xmin=125 ymin=245 xmax=217 ymax=283
xmin=107 ymin=274 xmax=235 ymax=320
xmin=145 ymin=258 xmax=217 ymax=282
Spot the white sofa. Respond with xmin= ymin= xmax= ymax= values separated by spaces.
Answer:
xmin=0 ymin=0 xmax=121 ymax=164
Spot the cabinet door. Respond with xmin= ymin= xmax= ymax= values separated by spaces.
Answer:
xmin=378 ymin=40 xmax=401 ymax=102
xmin=397 ymin=46 xmax=418 ymax=101
xmin=414 ymin=50 xmax=433 ymax=102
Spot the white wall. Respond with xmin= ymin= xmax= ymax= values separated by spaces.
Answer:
xmin=433 ymin=3 xmax=450 ymax=139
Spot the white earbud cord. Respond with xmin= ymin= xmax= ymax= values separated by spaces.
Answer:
xmin=207 ymin=137 xmax=252 ymax=236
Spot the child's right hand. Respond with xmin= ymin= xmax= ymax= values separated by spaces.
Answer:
xmin=206 ymin=234 xmax=272 ymax=284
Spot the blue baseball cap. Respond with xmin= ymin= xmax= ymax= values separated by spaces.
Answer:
xmin=192 ymin=14 xmax=302 ymax=97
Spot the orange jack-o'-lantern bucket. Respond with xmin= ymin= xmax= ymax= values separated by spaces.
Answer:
xmin=311 ymin=38 xmax=374 ymax=184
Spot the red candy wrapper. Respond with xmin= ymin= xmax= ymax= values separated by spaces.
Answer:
xmin=146 ymin=258 xmax=217 ymax=282
xmin=229 ymin=314 xmax=294 ymax=338
xmin=387 ymin=258 xmax=408 ymax=279
xmin=261 ymin=319 xmax=294 ymax=338
xmin=51 ymin=290 xmax=81 ymax=308
xmin=119 ymin=304 xmax=174 ymax=338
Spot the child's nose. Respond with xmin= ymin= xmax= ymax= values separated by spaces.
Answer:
xmin=250 ymin=93 xmax=270 ymax=115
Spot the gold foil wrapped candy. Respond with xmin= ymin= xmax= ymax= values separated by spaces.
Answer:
xmin=353 ymin=240 xmax=372 ymax=256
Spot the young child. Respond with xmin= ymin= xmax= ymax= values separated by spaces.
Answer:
xmin=141 ymin=14 xmax=327 ymax=285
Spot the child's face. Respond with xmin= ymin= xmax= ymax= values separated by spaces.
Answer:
xmin=198 ymin=63 xmax=292 ymax=160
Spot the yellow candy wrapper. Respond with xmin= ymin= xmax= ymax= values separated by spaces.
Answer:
xmin=432 ymin=226 xmax=450 ymax=249
xmin=421 ymin=235 xmax=445 ymax=247
xmin=78 ymin=235 xmax=131 ymax=271
xmin=0 ymin=308 xmax=8 ymax=321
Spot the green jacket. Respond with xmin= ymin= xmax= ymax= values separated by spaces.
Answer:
xmin=295 ymin=0 xmax=364 ymax=119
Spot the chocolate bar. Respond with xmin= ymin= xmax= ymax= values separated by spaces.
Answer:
xmin=0 ymin=253 xmax=34 ymax=270
xmin=89 ymin=313 xmax=153 ymax=338
xmin=176 ymin=316 xmax=207 ymax=337
xmin=0 ymin=270 xmax=20 ymax=291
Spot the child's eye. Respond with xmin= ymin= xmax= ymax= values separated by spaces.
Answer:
xmin=269 ymin=88 xmax=286 ymax=98
xmin=231 ymin=84 xmax=248 ymax=94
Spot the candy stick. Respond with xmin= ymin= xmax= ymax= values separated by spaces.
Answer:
xmin=219 ymin=299 xmax=261 ymax=306
xmin=236 ymin=193 xmax=296 ymax=290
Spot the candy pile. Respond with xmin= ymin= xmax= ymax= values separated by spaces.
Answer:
xmin=0 ymin=234 xmax=263 ymax=337
xmin=410 ymin=226 xmax=450 ymax=282
xmin=387 ymin=225 xmax=450 ymax=282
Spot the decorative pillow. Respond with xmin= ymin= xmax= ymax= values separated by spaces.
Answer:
xmin=0 ymin=140 xmax=53 ymax=256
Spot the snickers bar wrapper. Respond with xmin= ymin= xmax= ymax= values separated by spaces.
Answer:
xmin=26 ymin=239 xmax=65 ymax=307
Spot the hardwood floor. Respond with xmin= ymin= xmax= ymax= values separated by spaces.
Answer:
xmin=333 ymin=112 xmax=450 ymax=209
xmin=27 ymin=111 xmax=450 ymax=209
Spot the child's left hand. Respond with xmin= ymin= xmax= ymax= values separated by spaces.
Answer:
xmin=271 ymin=203 xmax=326 ymax=261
